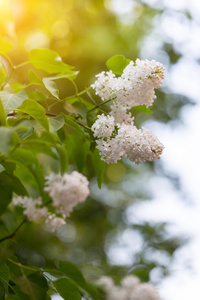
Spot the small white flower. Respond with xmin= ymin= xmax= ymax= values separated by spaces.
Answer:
xmin=96 ymin=275 xmax=160 ymax=300
xmin=96 ymin=276 xmax=115 ymax=292
xmin=96 ymin=137 xmax=123 ymax=164
xmin=118 ymin=125 xmax=164 ymax=165
xmin=91 ymin=70 xmax=118 ymax=101
xmin=121 ymin=275 xmax=140 ymax=291
xmin=91 ymin=114 xmax=115 ymax=138
xmin=45 ymin=171 xmax=90 ymax=217
xmin=12 ymin=196 xmax=48 ymax=222
xmin=45 ymin=214 xmax=66 ymax=232
xmin=130 ymin=283 xmax=160 ymax=300
xmin=110 ymin=104 xmax=134 ymax=125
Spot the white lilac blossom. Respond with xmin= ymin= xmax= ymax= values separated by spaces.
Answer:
xmin=110 ymin=103 xmax=134 ymax=125
xmin=121 ymin=275 xmax=140 ymax=291
xmin=94 ymin=123 xmax=164 ymax=165
xmin=44 ymin=171 xmax=90 ymax=217
xmin=91 ymin=59 xmax=164 ymax=109
xmin=91 ymin=114 xmax=115 ymax=138
xmin=12 ymin=196 xmax=48 ymax=222
xmin=96 ymin=276 xmax=115 ymax=292
xmin=91 ymin=70 xmax=119 ymax=101
xmin=13 ymin=196 xmax=66 ymax=231
xmin=118 ymin=125 xmax=164 ymax=165
xmin=91 ymin=58 xmax=165 ymax=164
xmin=96 ymin=136 xmax=123 ymax=164
xmin=119 ymin=59 xmax=165 ymax=108
xmin=96 ymin=275 xmax=160 ymax=300
xmin=45 ymin=214 xmax=66 ymax=232
xmin=129 ymin=283 xmax=161 ymax=300
xmin=13 ymin=171 xmax=90 ymax=230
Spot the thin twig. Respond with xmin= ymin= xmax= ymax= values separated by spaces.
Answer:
xmin=87 ymin=98 xmax=112 ymax=112
xmin=0 ymin=218 xmax=27 ymax=243
xmin=7 ymin=111 xmax=58 ymax=117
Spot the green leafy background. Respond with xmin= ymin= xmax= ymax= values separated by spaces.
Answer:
xmin=0 ymin=0 xmax=194 ymax=299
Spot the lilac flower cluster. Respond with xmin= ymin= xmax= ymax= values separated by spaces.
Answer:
xmin=12 ymin=171 xmax=90 ymax=231
xmin=96 ymin=275 xmax=160 ymax=300
xmin=91 ymin=59 xmax=165 ymax=164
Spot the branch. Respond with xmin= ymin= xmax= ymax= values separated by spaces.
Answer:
xmin=87 ymin=98 xmax=112 ymax=112
xmin=0 ymin=219 xmax=27 ymax=243
xmin=7 ymin=111 xmax=58 ymax=117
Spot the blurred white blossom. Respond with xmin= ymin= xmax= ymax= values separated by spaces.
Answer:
xmin=96 ymin=275 xmax=160 ymax=300
xmin=44 ymin=171 xmax=90 ymax=217
xmin=12 ymin=196 xmax=48 ymax=221
xmin=45 ymin=214 xmax=66 ymax=232
xmin=13 ymin=170 xmax=90 ymax=231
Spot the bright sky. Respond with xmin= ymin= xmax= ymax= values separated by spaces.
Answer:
xmin=105 ymin=1 xmax=200 ymax=300
xmin=54 ymin=0 xmax=200 ymax=299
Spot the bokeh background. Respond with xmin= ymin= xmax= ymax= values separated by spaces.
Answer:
xmin=1 ymin=0 xmax=200 ymax=299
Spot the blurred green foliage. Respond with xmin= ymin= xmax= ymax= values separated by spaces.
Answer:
xmin=0 ymin=0 xmax=193 ymax=298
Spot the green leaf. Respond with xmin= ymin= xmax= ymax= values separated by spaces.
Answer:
xmin=44 ymin=72 xmax=79 ymax=81
xmin=0 ymin=39 xmax=12 ymax=55
xmin=32 ymin=122 xmax=45 ymax=136
xmin=62 ymin=114 xmax=87 ymax=137
xmin=0 ymin=262 xmax=9 ymax=292
xmin=65 ymin=134 xmax=88 ymax=172
xmin=91 ymin=148 xmax=106 ymax=188
xmin=29 ymin=71 xmax=78 ymax=98
xmin=67 ymin=97 xmax=95 ymax=111
xmin=15 ymin=120 xmax=34 ymax=141
xmin=59 ymin=261 xmax=86 ymax=285
xmin=25 ymin=273 xmax=48 ymax=300
xmin=28 ymin=70 xmax=43 ymax=85
xmin=0 ymin=99 xmax=7 ymax=126
xmin=83 ymin=283 xmax=101 ymax=300
xmin=29 ymin=48 xmax=73 ymax=74
xmin=58 ymin=261 xmax=101 ymax=300
xmin=106 ymin=55 xmax=130 ymax=75
xmin=27 ymin=91 xmax=46 ymax=101
xmin=56 ymin=145 xmax=68 ymax=174
xmin=23 ymin=140 xmax=58 ymax=160
xmin=0 ymin=281 xmax=5 ymax=300
xmin=42 ymin=78 xmax=59 ymax=99
xmin=4 ymin=296 xmax=19 ymax=300
xmin=49 ymin=115 xmax=65 ymax=133
xmin=132 ymin=104 xmax=152 ymax=114
xmin=0 ymin=127 xmax=15 ymax=156
xmin=9 ymin=148 xmax=45 ymax=195
xmin=40 ymin=131 xmax=61 ymax=145
xmin=10 ymin=148 xmax=42 ymax=174
xmin=0 ymin=57 xmax=6 ymax=86
xmin=14 ymin=164 xmax=37 ymax=189
xmin=0 ymin=188 xmax=12 ymax=215
xmin=2 ymin=172 xmax=28 ymax=196
xmin=19 ymin=100 xmax=49 ymax=131
xmin=64 ymin=101 xmax=87 ymax=119
xmin=0 ymin=174 xmax=13 ymax=215
xmin=10 ymin=83 xmax=25 ymax=93
xmin=53 ymin=278 xmax=81 ymax=300
xmin=0 ymin=91 xmax=28 ymax=115
xmin=1 ymin=162 xmax=15 ymax=175
xmin=0 ymin=171 xmax=28 ymax=215
xmin=12 ymin=285 xmax=30 ymax=300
